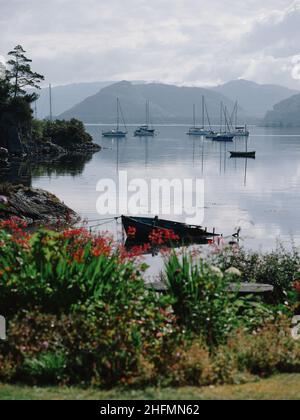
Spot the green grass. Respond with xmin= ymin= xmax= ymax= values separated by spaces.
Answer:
xmin=1 ymin=375 xmax=300 ymax=400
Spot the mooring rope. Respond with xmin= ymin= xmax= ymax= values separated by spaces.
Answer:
xmin=84 ymin=216 xmax=121 ymax=230
xmin=83 ymin=216 xmax=120 ymax=224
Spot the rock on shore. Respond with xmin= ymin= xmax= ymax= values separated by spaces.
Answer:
xmin=0 ymin=184 xmax=78 ymax=224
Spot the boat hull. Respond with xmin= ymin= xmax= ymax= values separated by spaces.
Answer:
xmin=122 ymin=215 xmax=219 ymax=242
xmin=211 ymin=136 xmax=234 ymax=142
xmin=134 ymin=130 xmax=155 ymax=137
xmin=102 ymin=131 xmax=127 ymax=138
xmin=230 ymin=151 xmax=256 ymax=158
xmin=187 ymin=129 xmax=211 ymax=136
xmin=206 ymin=133 xmax=218 ymax=139
xmin=232 ymin=132 xmax=250 ymax=137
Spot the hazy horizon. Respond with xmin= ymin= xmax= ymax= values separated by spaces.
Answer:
xmin=1 ymin=0 xmax=300 ymax=89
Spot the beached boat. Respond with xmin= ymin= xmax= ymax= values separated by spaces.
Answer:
xmin=102 ymin=98 xmax=127 ymax=138
xmin=121 ymin=215 xmax=219 ymax=242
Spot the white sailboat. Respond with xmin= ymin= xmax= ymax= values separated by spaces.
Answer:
xmin=134 ymin=101 xmax=156 ymax=137
xmin=187 ymin=96 xmax=211 ymax=136
xmin=230 ymin=101 xmax=250 ymax=137
xmin=102 ymin=98 xmax=128 ymax=138
xmin=208 ymin=102 xmax=234 ymax=142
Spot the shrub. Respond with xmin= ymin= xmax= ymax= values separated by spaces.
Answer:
xmin=1 ymin=315 xmax=300 ymax=387
xmin=213 ymin=244 xmax=300 ymax=305
xmin=165 ymin=252 xmax=240 ymax=346
xmin=42 ymin=119 xmax=93 ymax=148
xmin=1 ymin=220 xmax=300 ymax=388
xmin=0 ymin=223 xmax=149 ymax=314
xmin=227 ymin=319 xmax=300 ymax=376
xmin=160 ymin=341 xmax=214 ymax=387
xmin=22 ymin=352 xmax=67 ymax=385
xmin=0 ymin=304 xmax=177 ymax=387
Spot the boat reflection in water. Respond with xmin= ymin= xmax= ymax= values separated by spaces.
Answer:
xmin=124 ymin=235 xmax=215 ymax=256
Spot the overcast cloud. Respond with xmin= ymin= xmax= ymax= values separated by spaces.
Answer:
xmin=1 ymin=0 xmax=300 ymax=88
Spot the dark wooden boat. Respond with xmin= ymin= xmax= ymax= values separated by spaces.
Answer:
xmin=211 ymin=133 xmax=234 ymax=142
xmin=230 ymin=151 xmax=256 ymax=159
xmin=121 ymin=215 xmax=219 ymax=242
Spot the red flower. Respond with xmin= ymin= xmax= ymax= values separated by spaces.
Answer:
xmin=293 ymin=281 xmax=300 ymax=294
xmin=92 ymin=236 xmax=112 ymax=257
xmin=127 ymin=226 xmax=137 ymax=238
xmin=149 ymin=229 xmax=179 ymax=245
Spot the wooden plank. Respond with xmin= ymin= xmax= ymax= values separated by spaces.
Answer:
xmin=146 ymin=282 xmax=274 ymax=294
xmin=146 ymin=282 xmax=168 ymax=292
xmin=227 ymin=283 xmax=274 ymax=293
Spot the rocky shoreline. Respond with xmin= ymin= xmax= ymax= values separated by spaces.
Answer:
xmin=0 ymin=184 xmax=79 ymax=225
xmin=0 ymin=137 xmax=101 ymax=174
xmin=0 ymin=139 xmax=101 ymax=160
xmin=0 ymin=136 xmax=100 ymax=224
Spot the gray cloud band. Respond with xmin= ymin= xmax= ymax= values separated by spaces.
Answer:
xmin=0 ymin=1 xmax=299 ymax=88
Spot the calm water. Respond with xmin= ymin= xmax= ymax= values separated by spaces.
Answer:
xmin=5 ymin=125 xmax=300 ymax=273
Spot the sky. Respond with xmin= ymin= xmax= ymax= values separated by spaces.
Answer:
xmin=1 ymin=0 xmax=300 ymax=88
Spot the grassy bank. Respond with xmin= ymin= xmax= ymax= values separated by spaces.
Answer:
xmin=1 ymin=374 xmax=300 ymax=400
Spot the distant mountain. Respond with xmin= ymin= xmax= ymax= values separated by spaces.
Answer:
xmin=263 ymin=94 xmax=300 ymax=127
xmin=213 ymin=79 xmax=298 ymax=118
xmin=31 ymin=82 xmax=115 ymax=119
xmin=59 ymin=81 xmax=238 ymax=124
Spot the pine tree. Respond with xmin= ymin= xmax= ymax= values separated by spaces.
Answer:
xmin=6 ymin=45 xmax=44 ymax=98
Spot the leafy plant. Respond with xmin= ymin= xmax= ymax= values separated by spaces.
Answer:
xmin=0 ymin=224 xmax=148 ymax=314
xmin=22 ymin=352 xmax=67 ymax=385
xmin=165 ymin=252 xmax=240 ymax=346
xmin=212 ymin=244 xmax=300 ymax=305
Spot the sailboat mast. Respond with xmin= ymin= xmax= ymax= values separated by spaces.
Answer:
xmin=146 ymin=100 xmax=149 ymax=126
xmin=220 ymin=102 xmax=223 ymax=133
xmin=49 ymin=84 xmax=53 ymax=122
xmin=117 ymin=97 xmax=119 ymax=131
xmin=204 ymin=102 xmax=212 ymax=131
xmin=224 ymin=106 xmax=230 ymax=133
xmin=202 ymin=96 xmax=205 ymax=129
xmin=193 ymin=104 xmax=196 ymax=128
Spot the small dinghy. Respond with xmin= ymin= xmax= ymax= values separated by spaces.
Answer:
xmin=230 ymin=151 xmax=256 ymax=159
xmin=121 ymin=215 xmax=219 ymax=242
xmin=229 ymin=136 xmax=255 ymax=159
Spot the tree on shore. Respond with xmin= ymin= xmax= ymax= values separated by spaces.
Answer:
xmin=0 ymin=62 xmax=5 ymax=80
xmin=5 ymin=45 xmax=44 ymax=100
